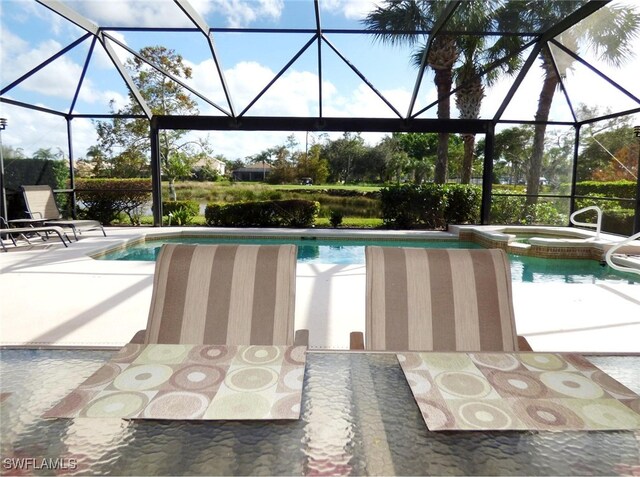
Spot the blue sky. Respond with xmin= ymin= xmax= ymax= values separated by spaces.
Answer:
xmin=1 ymin=0 xmax=639 ymax=161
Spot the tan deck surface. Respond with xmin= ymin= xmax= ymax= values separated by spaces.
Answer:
xmin=1 ymin=227 xmax=639 ymax=352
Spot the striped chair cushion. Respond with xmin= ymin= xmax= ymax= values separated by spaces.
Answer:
xmin=365 ymin=246 xmax=518 ymax=351
xmin=144 ymin=243 xmax=297 ymax=345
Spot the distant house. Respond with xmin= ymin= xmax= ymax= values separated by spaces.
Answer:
xmin=193 ymin=157 xmax=226 ymax=176
xmin=232 ymin=162 xmax=272 ymax=181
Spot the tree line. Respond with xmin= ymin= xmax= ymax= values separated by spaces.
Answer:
xmin=3 ymin=106 xmax=636 ymax=191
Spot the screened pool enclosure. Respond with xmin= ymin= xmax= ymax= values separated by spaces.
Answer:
xmin=1 ymin=0 xmax=639 ymax=233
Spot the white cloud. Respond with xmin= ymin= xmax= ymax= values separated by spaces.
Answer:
xmin=209 ymin=0 xmax=284 ymax=27
xmin=0 ymin=27 xmax=29 ymax=68
xmin=62 ymin=0 xmax=286 ymax=29
xmin=320 ymin=0 xmax=377 ymax=19
xmin=5 ymin=42 xmax=122 ymax=113
xmin=0 ymin=106 xmax=98 ymax=158
xmin=6 ymin=39 xmax=83 ymax=99
xmin=65 ymin=0 xmax=193 ymax=28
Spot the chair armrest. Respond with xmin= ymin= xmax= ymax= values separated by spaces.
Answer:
xmin=350 ymin=331 xmax=364 ymax=350
xmin=129 ymin=330 xmax=146 ymax=344
xmin=294 ymin=329 xmax=309 ymax=347
xmin=517 ymin=335 xmax=533 ymax=351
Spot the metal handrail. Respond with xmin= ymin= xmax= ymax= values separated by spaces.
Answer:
xmin=604 ymin=231 xmax=640 ymax=277
xmin=570 ymin=206 xmax=602 ymax=240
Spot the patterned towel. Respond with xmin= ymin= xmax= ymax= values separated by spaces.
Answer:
xmin=44 ymin=344 xmax=307 ymax=420
xmin=398 ymin=352 xmax=640 ymax=431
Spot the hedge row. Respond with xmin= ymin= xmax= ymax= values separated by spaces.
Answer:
xmin=3 ymin=158 xmax=68 ymax=191
xmin=557 ymin=180 xmax=636 ymax=199
xmin=380 ymin=184 xmax=480 ymax=229
xmin=4 ymin=159 xmax=69 ymax=218
xmin=205 ymin=199 xmax=319 ymax=227
xmin=76 ymin=178 xmax=152 ymax=225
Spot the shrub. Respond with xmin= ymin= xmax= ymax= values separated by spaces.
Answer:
xmin=3 ymin=158 xmax=68 ymax=191
xmin=380 ymin=184 xmax=480 ymax=229
xmin=4 ymin=159 xmax=70 ymax=218
xmin=575 ymin=195 xmax=635 ymax=234
xmin=491 ymin=195 xmax=568 ymax=226
xmin=205 ymin=199 xmax=319 ymax=227
xmin=527 ymin=202 xmax=567 ymax=226
xmin=329 ymin=210 xmax=344 ymax=228
xmin=168 ymin=207 xmax=194 ymax=226
xmin=601 ymin=209 xmax=635 ymax=235
xmin=444 ymin=185 xmax=481 ymax=225
xmin=162 ymin=200 xmax=199 ymax=225
xmin=75 ymin=178 xmax=152 ymax=225
xmin=490 ymin=195 xmax=526 ymax=225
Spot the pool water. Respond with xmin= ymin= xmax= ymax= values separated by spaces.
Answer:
xmin=97 ymin=236 xmax=640 ymax=284
xmin=98 ymin=237 xmax=481 ymax=263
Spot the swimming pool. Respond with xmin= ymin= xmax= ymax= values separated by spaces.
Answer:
xmin=96 ymin=235 xmax=640 ymax=284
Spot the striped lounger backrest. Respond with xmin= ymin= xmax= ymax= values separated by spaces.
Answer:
xmin=365 ymin=246 xmax=518 ymax=352
xmin=144 ymin=243 xmax=297 ymax=345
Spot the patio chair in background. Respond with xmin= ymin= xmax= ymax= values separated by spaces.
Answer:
xmin=18 ymin=185 xmax=106 ymax=240
xmin=1 ymin=217 xmax=71 ymax=251
xmin=132 ymin=243 xmax=307 ymax=346
xmin=353 ymin=246 xmax=531 ymax=351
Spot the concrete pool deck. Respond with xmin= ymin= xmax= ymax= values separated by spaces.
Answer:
xmin=1 ymin=226 xmax=639 ymax=353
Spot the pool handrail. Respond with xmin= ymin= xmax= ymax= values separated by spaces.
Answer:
xmin=570 ymin=206 xmax=602 ymax=240
xmin=604 ymin=231 xmax=640 ymax=277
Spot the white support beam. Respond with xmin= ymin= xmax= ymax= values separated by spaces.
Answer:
xmin=101 ymin=38 xmax=153 ymax=120
xmin=36 ymin=0 xmax=99 ymax=35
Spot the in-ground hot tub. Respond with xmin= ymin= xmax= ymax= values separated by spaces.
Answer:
xmin=454 ymin=225 xmax=637 ymax=260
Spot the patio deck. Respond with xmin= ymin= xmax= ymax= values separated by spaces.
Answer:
xmin=1 ymin=227 xmax=638 ymax=352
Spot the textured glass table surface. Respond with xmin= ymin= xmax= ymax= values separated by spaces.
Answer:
xmin=1 ymin=350 xmax=639 ymax=476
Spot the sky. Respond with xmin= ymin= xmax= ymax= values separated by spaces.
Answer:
xmin=1 ymin=0 xmax=639 ymax=163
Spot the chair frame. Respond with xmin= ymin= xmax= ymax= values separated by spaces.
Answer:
xmin=1 ymin=217 xmax=71 ymax=250
xmin=16 ymin=185 xmax=106 ymax=239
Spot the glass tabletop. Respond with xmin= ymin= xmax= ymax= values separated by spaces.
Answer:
xmin=1 ymin=349 xmax=638 ymax=476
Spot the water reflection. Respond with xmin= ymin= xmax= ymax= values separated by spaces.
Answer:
xmin=96 ymin=237 xmax=640 ymax=284
xmin=510 ymin=256 xmax=638 ymax=284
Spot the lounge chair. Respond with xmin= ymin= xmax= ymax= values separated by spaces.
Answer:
xmin=15 ymin=185 xmax=106 ymax=240
xmin=1 ymin=218 xmax=71 ymax=251
xmin=353 ymin=246 xmax=531 ymax=351
xmin=132 ymin=243 xmax=306 ymax=346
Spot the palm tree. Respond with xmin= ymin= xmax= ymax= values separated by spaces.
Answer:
xmin=436 ymin=31 xmax=521 ymax=184
xmin=365 ymin=1 xmax=519 ymax=184
xmin=525 ymin=3 xmax=640 ymax=205
xmin=364 ymin=1 xmax=459 ymax=183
